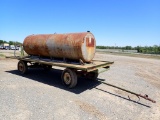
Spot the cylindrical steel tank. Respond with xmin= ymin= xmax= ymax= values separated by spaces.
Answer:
xmin=23 ymin=32 xmax=96 ymax=62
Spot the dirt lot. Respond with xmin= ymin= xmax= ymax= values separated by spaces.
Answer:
xmin=0 ymin=50 xmax=160 ymax=120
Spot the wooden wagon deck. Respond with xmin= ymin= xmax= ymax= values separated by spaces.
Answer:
xmin=6 ymin=56 xmax=114 ymax=72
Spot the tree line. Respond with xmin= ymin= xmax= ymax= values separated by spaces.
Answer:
xmin=0 ymin=40 xmax=22 ymax=45
xmin=96 ymin=45 xmax=160 ymax=54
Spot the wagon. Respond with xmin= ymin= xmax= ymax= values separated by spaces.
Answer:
xmin=6 ymin=52 xmax=156 ymax=103
xmin=7 ymin=55 xmax=113 ymax=88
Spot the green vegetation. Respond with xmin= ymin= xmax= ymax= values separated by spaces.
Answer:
xmin=0 ymin=54 xmax=5 ymax=57
xmin=96 ymin=45 xmax=160 ymax=54
xmin=0 ymin=40 xmax=22 ymax=45
xmin=8 ymin=41 xmax=22 ymax=45
xmin=96 ymin=45 xmax=134 ymax=50
xmin=0 ymin=40 xmax=8 ymax=44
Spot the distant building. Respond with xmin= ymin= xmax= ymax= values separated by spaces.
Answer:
xmin=0 ymin=43 xmax=9 ymax=49
xmin=2 ymin=43 xmax=9 ymax=46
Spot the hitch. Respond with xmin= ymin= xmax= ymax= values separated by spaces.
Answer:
xmin=99 ymin=81 xmax=156 ymax=103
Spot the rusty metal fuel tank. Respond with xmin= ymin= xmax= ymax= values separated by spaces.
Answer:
xmin=23 ymin=32 xmax=96 ymax=62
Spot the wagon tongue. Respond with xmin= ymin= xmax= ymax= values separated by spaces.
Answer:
xmin=99 ymin=81 xmax=156 ymax=103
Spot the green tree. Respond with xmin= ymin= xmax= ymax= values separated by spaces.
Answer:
xmin=125 ymin=46 xmax=132 ymax=50
xmin=9 ymin=41 xmax=14 ymax=45
xmin=8 ymin=41 xmax=22 ymax=46
xmin=0 ymin=40 xmax=8 ymax=44
xmin=0 ymin=40 xmax=3 ymax=44
xmin=153 ymin=45 xmax=158 ymax=54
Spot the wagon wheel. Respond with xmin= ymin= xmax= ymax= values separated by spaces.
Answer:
xmin=17 ymin=60 xmax=28 ymax=74
xmin=61 ymin=68 xmax=77 ymax=88
xmin=86 ymin=70 xmax=98 ymax=81
xmin=43 ymin=65 xmax=52 ymax=71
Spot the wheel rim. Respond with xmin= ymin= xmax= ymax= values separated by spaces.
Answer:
xmin=64 ymin=72 xmax=71 ymax=85
xmin=18 ymin=63 xmax=24 ymax=72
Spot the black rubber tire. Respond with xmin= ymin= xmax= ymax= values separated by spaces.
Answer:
xmin=86 ymin=70 xmax=98 ymax=81
xmin=43 ymin=65 xmax=52 ymax=71
xmin=61 ymin=68 xmax=77 ymax=88
xmin=17 ymin=60 xmax=28 ymax=74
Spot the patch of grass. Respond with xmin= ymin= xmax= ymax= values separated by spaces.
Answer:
xmin=0 ymin=54 xmax=5 ymax=57
xmin=96 ymin=51 xmax=160 ymax=60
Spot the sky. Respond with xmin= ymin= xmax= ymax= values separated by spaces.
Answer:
xmin=0 ymin=0 xmax=160 ymax=47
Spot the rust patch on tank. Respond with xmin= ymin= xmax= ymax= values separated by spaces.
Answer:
xmin=23 ymin=34 xmax=50 ymax=56
xmin=86 ymin=38 xmax=95 ymax=47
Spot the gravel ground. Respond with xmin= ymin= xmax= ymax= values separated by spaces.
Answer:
xmin=0 ymin=51 xmax=160 ymax=120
